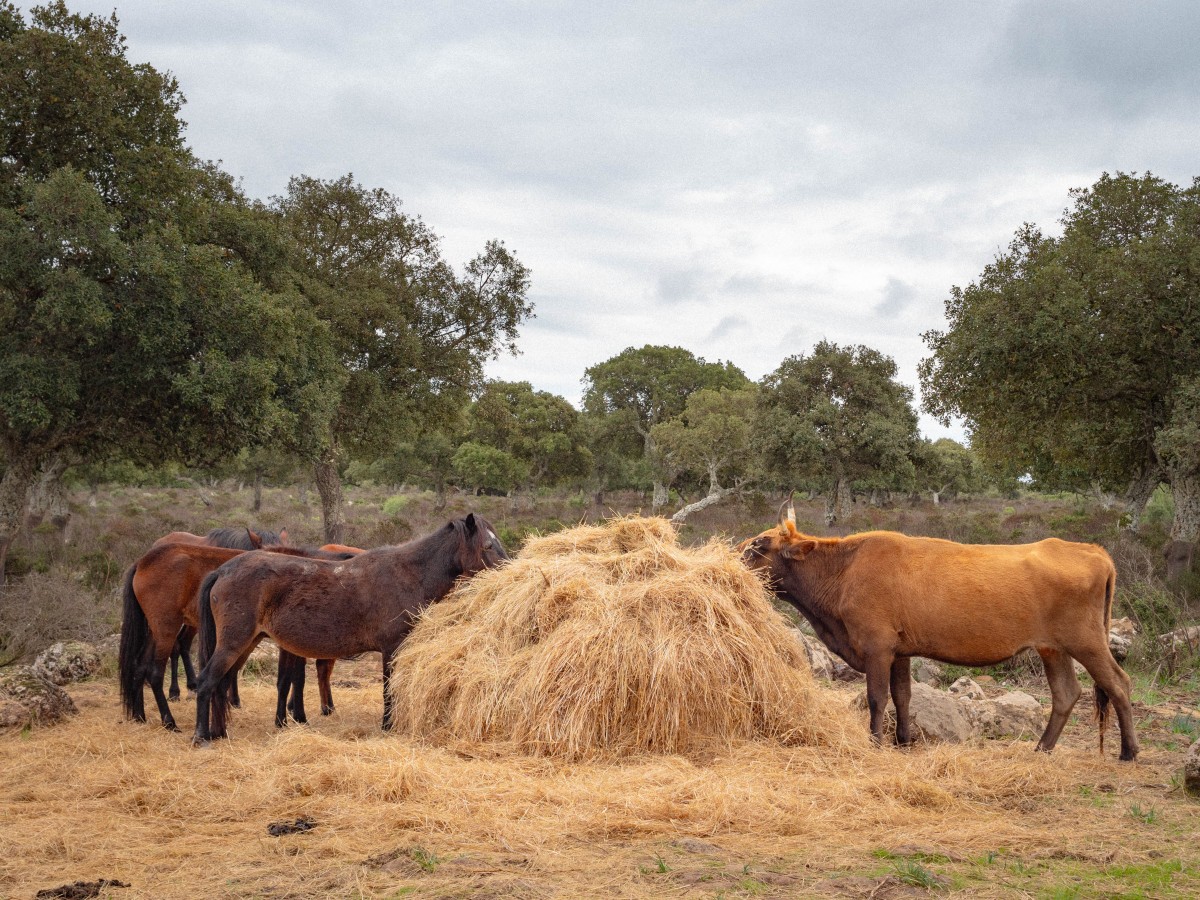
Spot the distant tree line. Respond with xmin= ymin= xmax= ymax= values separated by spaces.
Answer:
xmin=2 ymin=5 xmax=1197 ymax=583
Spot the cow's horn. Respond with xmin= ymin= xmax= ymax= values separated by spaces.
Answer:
xmin=778 ymin=491 xmax=796 ymax=528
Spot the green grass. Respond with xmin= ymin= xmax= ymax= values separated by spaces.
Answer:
xmin=408 ymin=846 xmax=442 ymax=873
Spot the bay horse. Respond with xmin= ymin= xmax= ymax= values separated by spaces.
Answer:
xmin=192 ymin=513 xmax=508 ymax=743
xmin=118 ymin=540 xmax=355 ymax=731
xmin=150 ymin=526 xmax=287 ymax=698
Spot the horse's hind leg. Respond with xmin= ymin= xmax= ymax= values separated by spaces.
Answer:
xmin=276 ymin=650 xmax=306 ymax=727
xmin=147 ymin=649 xmax=180 ymax=731
xmin=193 ymin=645 xmax=243 ymax=744
xmin=170 ymin=625 xmax=198 ymax=699
xmin=317 ymin=659 xmax=336 ymax=715
xmin=1035 ymin=647 xmax=1081 ymax=752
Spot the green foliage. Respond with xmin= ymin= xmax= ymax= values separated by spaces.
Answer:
xmin=381 ymin=495 xmax=410 ymax=517
xmin=466 ymin=380 xmax=591 ymax=489
xmin=450 ymin=442 xmax=527 ymax=495
xmin=652 ymin=386 xmax=758 ymax=493
xmin=920 ymin=172 xmax=1200 ymax=542
xmin=273 ymin=175 xmax=533 ymax=463
xmin=755 ymin=341 xmax=920 ymax=500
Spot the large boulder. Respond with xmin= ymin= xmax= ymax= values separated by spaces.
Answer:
xmin=911 ymin=658 xmax=944 ymax=686
xmin=967 ymin=691 xmax=1044 ymax=739
xmin=0 ymin=666 xmax=77 ymax=730
xmin=1184 ymin=738 xmax=1200 ymax=798
xmin=791 ymin=630 xmax=834 ymax=680
xmin=854 ymin=681 xmax=975 ymax=743
xmin=33 ymin=640 xmax=101 ymax=686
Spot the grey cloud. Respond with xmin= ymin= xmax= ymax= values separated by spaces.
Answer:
xmin=874 ymin=278 xmax=916 ymax=318
xmin=705 ymin=315 xmax=749 ymax=341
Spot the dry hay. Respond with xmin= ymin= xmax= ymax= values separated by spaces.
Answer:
xmin=388 ymin=516 xmax=865 ymax=759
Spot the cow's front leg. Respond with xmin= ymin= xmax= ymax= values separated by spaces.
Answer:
xmin=890 ymin=656 xmax=913 ymax=746
xmin=864 ymin=653 xmax=894 ymax=745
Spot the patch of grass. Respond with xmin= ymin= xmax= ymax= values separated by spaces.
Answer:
xmin=409 ymin=846 xmax=442 ymax=873
xmin=1127 ymin=803 xmax=1158 ymax=825
xmin=893 ymin=859 xmax=945 ymax=889
xmin=638 ymin=854 xmax=671 ymax=875
xmin=1170 ymin=714 xmax=1197 ymax=737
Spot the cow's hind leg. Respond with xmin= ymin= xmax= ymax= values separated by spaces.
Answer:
xmin=1074 ymin=645 xmax=1139 ymax=761
xmin=1035 ymin=647 xmax=1081 ymax=752
xmin=890 ymin=656 xmax=913 ymax=747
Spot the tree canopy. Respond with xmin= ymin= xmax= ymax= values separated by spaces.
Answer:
xmin=756 ymin=341 xmax=920 ymax=524
xmin=582 ymin=345 xmax=749 ymax=509
xmin=919 ymin=172 xmax=1200 ymax=574
xmin=0 ymin=3 xmax=336 ymax=576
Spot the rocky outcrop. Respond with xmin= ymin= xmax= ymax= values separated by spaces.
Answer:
xmin=1108 ymin=617 xmax=1138 ymax=662
xmin=791 ymin=630 xmax=862 ymax=682
xmin=1184 ymin=738 xmax=1200 ymax=798
xmin=33 ymin=640 xmax=101 ymax=686
xmin=854 ymin=677 xmax=1044 ymax=744
xmin=0 ymin=666 xmax=77 ymax=730
xmin=911 ymin=658 xmax=944 ymax=686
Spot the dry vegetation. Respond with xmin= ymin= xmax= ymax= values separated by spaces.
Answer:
xmin=2 ymin=485 xmax=1200 ymax=898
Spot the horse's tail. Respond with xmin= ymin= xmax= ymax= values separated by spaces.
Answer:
xmin=118 ymin=564 xmax=147 ymax=720
xmin=197 ymin=570 xmax=229 ymax=735
xmin=1094 ymin=562 xmax=1117 ymax=755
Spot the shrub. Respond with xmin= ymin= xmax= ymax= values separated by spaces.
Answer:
xmin=0 ymin=569 xmax=114 ymax=665
xmin=382 ymin=495 xmax=409 ymax=517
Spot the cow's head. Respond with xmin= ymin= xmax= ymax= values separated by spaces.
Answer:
xmin=739 ymin=493 xmax=820 ymax=574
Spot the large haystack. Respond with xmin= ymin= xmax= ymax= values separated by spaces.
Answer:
xmin=388 ymin=517 xmax=866 ymax=759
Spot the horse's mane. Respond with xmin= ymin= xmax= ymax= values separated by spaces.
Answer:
xmin=206 ymin=526 xmax=282 ymax=550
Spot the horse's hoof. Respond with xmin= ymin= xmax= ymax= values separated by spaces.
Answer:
xmin=321 ymin=706 xmax=334 ymax=716
xmin=191 ymin=735 xmax=211 ymax=748
xmin=163 ymin=722 xmax=180 ymax=733
xmin=168 ymin=692 xmax=180 ymax=702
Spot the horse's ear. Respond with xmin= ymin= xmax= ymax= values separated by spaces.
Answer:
xmin=464 ymin=513 xmax=478 ymax=535
xmin=246 ymin=527 xmax=263 ymax=549
xmin=279 ymin=527 xmax=289 ymax=545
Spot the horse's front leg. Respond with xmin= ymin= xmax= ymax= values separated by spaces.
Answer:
xmin=381 ymin=644 xmax=399 ymax=731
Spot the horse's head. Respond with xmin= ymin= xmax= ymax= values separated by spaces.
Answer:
xmin=454 ymin=512 xmax=510 ymax=574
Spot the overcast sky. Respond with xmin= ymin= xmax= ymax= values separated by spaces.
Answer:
xmin=53 ymin=1 xmax=1200 ymax=438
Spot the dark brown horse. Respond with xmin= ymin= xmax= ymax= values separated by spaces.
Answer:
xmin=193 ymin=513 xmax=508 ymax=743
xmin=118 ymin=540 xmax=355 ymax=731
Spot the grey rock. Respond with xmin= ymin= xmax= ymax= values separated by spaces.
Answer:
xmin=791 ymin=630 xmax=834 ymax=680
xmin=1184 ymin=738 xmax=1200 ymax=798
xmin=911 ymin=658 xmax=944 ymax=686
xmin=948 ymin=676 xmax=985 ymax=701
xmin=32 ymin=640 xmax=101 ymax=686
xmin=0 ymin=665 xmax=77 ymax=729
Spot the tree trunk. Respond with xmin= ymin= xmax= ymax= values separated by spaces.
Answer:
xmin=671 ymin=485 xmax=737 ymax=523
xmin=1165 ymin=473 xmax=1200 ymax=582
xmin=252 ymin=471 xmax=263 ymax=513
xmin=0 ymin=452 xmax=40 ymax=584
xmin=1124 ymin=465 xmax=1163 ymax=533
xmin=314 ymin=451 xmax=346 ymax=545
xmin=27 ymin=452 xmax=71 ymax=542
xmin=835 ymin=480 xmax=854 ymax=520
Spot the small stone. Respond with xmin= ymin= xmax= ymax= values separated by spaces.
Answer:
xmin=974 ymin=675 xmax=997 ymax=686
xmin=948 ymin=676 xmax=985 ymax=701
xmin=673 ymin=837 xmax=724 ymax=854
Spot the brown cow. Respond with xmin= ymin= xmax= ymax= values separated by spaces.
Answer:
xmin=740 ymin=499 xmax=1138 ymax=761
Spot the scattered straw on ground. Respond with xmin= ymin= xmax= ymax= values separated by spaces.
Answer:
xmin=389 ymin=516 xmax=864 ymax=758
xmin=2 ymin=675 xmax=1195 ymax=899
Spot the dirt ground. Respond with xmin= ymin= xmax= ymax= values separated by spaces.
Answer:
xmin=3 ymin=657 xmax=1198 ymax=900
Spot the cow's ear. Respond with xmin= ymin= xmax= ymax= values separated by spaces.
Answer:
xmin=781 ymin=539 xmax=818 ymax=560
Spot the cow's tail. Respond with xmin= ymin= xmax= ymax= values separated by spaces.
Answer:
xmin=117 ymin=564 xmax=146 ymax=720
xmin=197 ymin=570 xmax=229 ymax=735
xmin=1094 ymin=563 xmax=1117 ymax=755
